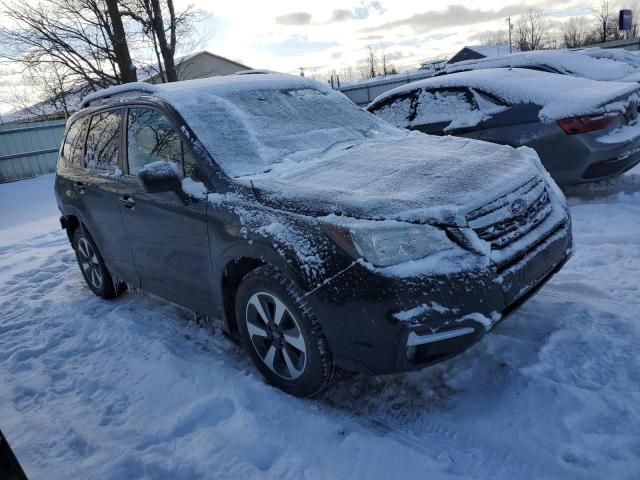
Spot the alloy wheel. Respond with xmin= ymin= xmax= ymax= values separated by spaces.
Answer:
xmin=245 ymin=291 xmax=307 ymax=380
xmin=77 ymin=236 xmax=103 ymax=290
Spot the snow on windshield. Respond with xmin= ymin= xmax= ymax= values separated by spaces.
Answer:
xmin=171 ymin=87 xmax=397 ymax=178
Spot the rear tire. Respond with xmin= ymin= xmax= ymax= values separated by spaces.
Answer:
xmin=236 ymin=265 xmax=335 ymax=397
xmin=72 ymin=227 xmax=122 ymax=299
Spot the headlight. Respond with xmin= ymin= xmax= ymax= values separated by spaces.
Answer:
xmin=323 ymin=220 xmax=453 ymax=267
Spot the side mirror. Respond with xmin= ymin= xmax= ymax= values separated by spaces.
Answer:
xmin=138 ymin=161 xmax=182 ymax=194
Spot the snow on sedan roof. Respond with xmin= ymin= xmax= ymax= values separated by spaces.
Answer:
xmin=370 ymin=68 xmax=640 ymax=123
xmin=444 ymin=50 xmax=640 ymax=82
xmin=576 ymin=47 xmax=640 ymax=69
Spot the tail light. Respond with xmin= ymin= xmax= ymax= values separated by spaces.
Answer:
xmin=557 ymin=115 xmax=616 ymax=135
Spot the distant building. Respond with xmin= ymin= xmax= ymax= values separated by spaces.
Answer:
xmin=447 ymin=44 xmax=518 ymax=64
xmin=418 ymin=59 xmax=447 ymax=72
xmin=140 ymin=51 xmax=251 ymax=84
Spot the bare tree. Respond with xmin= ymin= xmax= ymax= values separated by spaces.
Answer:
xmin=120 ymin=0 xmax=204 ymax=82
xmin=106 ymin=0 xmax=137 ymax=83
xmin=0 ymin=0 xmax=138 ymax=91
xmin=631 ymin=2 xmax=640 ymax=37
xmin=561 ymin=16 xmax=588 ymax=48
xmin=592 ymin=0 xmax=611 ymax=43
xmin=381 ymin=50 xmax=388 ymax=75
xmin=366 ymin=45 xmax=377 ymax=78
xmin=482 ymin=30 xmax=508 ymax=45
xmin=515 ymin=9 xmax=551 ymax=51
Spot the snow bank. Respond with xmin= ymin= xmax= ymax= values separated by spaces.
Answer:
xmin=371 ymin=69 xmax=640 ymax=123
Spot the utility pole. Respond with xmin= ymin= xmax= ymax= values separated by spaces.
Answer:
xmin=506 ymin=16 xmax=513 ymax=53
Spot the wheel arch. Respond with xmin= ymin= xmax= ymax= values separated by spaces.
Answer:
xmin=221 ymin=256 xmax=266 ymax=337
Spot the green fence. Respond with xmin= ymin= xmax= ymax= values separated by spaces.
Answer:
xmin=0 ymin=119 xmax=67 ymax=183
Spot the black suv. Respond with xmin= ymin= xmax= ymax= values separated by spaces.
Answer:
xmin=55 ymin=74 xmax=573 ymax=396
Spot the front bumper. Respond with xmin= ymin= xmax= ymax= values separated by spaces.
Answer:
xmin=307 ymin=218 xmax=572 ymax=375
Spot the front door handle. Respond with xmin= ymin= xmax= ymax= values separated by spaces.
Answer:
xmin=119 ymin=196 xmax=135 ymax=209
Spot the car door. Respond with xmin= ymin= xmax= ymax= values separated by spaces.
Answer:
xmin=470 ymin=89 xmax=548 ymax=148
xmin=411 ymin=87 xmax=484 ymax=139
xmin=72 ymin=109 xmax=138 ymax=283
xmin=117 ymin=105 xmax=214 ymax=312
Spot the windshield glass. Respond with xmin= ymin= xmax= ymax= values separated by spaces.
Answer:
xmin=178 ymin=87 xmax=399 ymax=178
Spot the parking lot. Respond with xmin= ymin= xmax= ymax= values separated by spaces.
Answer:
xmin=0 ymin=169 xmax=638 ymax=479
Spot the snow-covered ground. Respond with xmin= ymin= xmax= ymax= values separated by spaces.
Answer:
xmin=1 ymin=170 xmax=639 ymax=479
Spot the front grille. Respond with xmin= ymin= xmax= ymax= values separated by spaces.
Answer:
xmin=466 ymin=177 xmax=553 ymax=265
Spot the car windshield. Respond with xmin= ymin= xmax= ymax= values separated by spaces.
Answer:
xmin=179 ymin=87 xmax=399 ymax=178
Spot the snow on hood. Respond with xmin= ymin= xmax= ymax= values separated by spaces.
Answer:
xmin=246 ymin=131 xmax=540 ymax=226
xmin=370 ymin=68 xmax=640 ymax=123
xmin=444 ymin=50 xmax=640 ymax=82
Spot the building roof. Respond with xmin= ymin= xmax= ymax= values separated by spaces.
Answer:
xmin=465 ymin=44 xmax=519 ymax=58
xmin=137 ymin=50 xmax=252 ymax=82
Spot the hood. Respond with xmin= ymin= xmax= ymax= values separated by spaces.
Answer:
xmin=245 ymin=132 xmax=540 ymax=226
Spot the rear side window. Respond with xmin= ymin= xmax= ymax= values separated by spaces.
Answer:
xmin=85 ymin=110 xmax=122 ymax=170
xmin=413 ymin=89 xmax=477 ymax=125
xmin=58 ymin=117 xmax=89 ymax=169
xmin=472 ymin=89 xmax=510 ymax=114
xmin=126 ymin=108 xmax=184 ymax=176
xmin=370 ymin=91 xmax=418 ymax=128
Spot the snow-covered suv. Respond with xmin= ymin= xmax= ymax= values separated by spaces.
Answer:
xmin=54 ymin=74 xmax=573 ymax=396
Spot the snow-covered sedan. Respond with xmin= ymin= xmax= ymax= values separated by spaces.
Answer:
xmin=368 ymin=68 xmax=640 ymax=185
xmin=439 ymin=49 xmax=640 ymax=82
xmin=55 ymin=74 xmax=572 ymax=396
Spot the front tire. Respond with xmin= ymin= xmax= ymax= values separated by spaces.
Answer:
xmin=236 ymin=266 xmax=335 ymax=397
xmin=72 ymin=227 xmax=121 ymax=299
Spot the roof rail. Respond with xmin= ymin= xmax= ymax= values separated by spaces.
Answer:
xmin=79 ymin=82 xmax=157 ymax=109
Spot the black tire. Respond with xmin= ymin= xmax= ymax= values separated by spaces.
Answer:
xmin=236 ymin=265 xmax=335 ymax=397
xmin=72 ymin=227 xmax=122 ymax=299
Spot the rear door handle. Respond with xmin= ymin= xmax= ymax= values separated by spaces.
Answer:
xmin=119 ymin=196 xmax=135 ymax=209
xmin=74 ymin=181 xmax=85 ymax=194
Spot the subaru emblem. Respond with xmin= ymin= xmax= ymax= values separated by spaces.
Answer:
xmin=510 ymin=198 xmax=527 ymax=216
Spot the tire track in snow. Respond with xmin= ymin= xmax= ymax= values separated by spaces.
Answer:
xmin=314 ymin=288 xmax=640 ymax=479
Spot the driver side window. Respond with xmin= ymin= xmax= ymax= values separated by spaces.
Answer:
xmin=127 ymin=108 xmax=186 ymax=176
